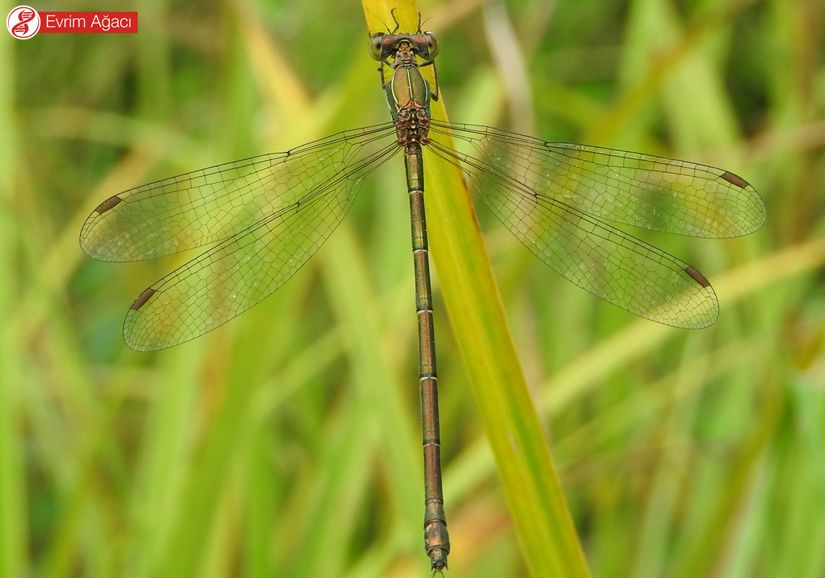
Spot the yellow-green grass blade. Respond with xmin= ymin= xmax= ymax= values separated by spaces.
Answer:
xmin=0 ymin=26 xmax=27 ymax=578
xmin=361 ymin=1 xmax=591 ymax=576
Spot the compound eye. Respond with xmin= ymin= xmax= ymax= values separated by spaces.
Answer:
xmin=425 ymin=32 xmax=439 ymax=58
xmin=369 ymin=34 xmax=385 ymax=60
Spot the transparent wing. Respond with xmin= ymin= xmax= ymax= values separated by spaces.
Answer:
xmin=80 ymin=123 xmax=397 ymax=261
xmin=104 ymin=133 xmax=400 ymax=351
xmin=429 ymin=121 xmax=765 ymax=238
xmin=426 ymin=138 xmax=719 ymax=329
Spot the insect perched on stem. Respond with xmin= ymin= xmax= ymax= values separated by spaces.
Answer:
xmin=80 ymin=11 xmax=764 ymax=571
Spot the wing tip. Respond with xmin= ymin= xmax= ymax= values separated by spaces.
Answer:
xmin=123 ymin=288 xmax=167 ymax=352
xmin=683 ymin=269 xmax=719 ymax=329
xmin=80 ymin=195 xmax=124 ymax=260
xmin=721 ymin=172 xmax=768 ymax=237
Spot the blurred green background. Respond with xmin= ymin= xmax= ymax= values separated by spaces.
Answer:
xmin=3 ymin=0 xmax=825 ymax=576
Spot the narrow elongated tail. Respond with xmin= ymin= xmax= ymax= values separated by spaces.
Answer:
xmin=405 ymin=144 xmax=451 ymax=570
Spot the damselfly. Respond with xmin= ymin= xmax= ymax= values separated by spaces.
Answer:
xmin=80 ymin=17 xmax=765 ymax=571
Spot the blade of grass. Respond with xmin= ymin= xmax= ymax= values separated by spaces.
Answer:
xmin=361 ymin=2 xmax=591 ymax=576
xmin=288 ymin=394 xmax=376 ymax=578
xmin=0 ymin=28 xmax=27 ymax=578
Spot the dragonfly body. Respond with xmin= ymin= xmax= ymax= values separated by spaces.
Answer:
xmin=372 ymin=30 xmax=451 ymax=569
xmin=80 ymin=18 xmax=765 ymax=572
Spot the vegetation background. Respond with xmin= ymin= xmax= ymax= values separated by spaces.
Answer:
xmin=2 ymin=0 xmax=824 ymax=576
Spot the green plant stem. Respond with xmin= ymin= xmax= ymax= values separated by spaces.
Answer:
xmin=360 ymin=1 xmax=591 ymax=575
